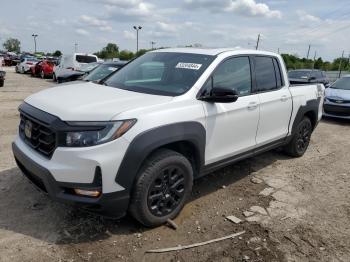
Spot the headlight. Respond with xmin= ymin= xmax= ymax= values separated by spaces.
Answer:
xmin=60 ymin=119 xmax=136 ymax=147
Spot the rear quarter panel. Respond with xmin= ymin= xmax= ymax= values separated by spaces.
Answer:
xmin=288 ymin=84 xmax=324 ymax=135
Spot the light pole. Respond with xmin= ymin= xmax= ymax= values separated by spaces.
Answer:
xmin=133 ymin=26 xmax=142 ymax=53
xmin=75 ymin=43 xmax=78 ymax=53
xmin=150 ymin=41 xmax=156 ymax=50
xmin=32 ymin=34 xmax=38 ymax=53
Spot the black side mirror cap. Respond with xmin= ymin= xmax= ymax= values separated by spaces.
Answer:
xmin=199 ymin=87 xmax=239 ymax=103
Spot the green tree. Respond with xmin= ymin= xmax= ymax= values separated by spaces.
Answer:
xmin=118 ymin=50 xmax=134 ymax=60
xmin=135 ymin=49 xmax=148 ymax=57
xmin=3 ymin=38 xmax=21 ymax=53
xmin=314 ymin=57 xmax=323 ymax=69
xmin=52 ymin=50 xmax=62 ymax=57
xmin=95 ymin=43 xmax=119 ymax=59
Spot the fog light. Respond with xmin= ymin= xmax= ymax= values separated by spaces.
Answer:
xmin=74 ymin=189 xmax=101 ymax=197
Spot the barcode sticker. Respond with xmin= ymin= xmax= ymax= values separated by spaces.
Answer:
xmin=175 ymin=62 xmax=202 ymax=70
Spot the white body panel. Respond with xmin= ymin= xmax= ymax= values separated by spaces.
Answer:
xmin=203 ymin=95 xmax=260 ymax=164
xmin=15 ymin=48 xmax=324 ymax=194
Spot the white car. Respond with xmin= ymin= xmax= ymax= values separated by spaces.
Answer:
xmin=15 ymin=57 xmax=38 ymax=74
xmin=53 ymin=53 xmax=98 ymax=81
xmin=13 ymin=48 xmax=324 ymax=227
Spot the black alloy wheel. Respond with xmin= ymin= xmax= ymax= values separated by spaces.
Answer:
xmin=296 ymin=119 xmax=312 ymax=154
xmin=147 ymin=165 xmax=186 ymax=217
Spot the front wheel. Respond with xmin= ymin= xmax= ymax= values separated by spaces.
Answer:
xmin=129 ymin=149 xmax=193 ymax=227
xmin=284 ymin=117 xmax=312 ymax=157
xmin=0 ymin=80 xmax=4 ymax=87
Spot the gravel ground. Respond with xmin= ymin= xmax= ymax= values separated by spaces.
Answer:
xmin=0 ymin=67 xmax=349 ymax=262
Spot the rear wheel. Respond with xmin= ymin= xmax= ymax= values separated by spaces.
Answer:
xmin=284 ymin=117 xmax=312 ymax=157
xmin=129 ymin=149 xmax=193 ymax=227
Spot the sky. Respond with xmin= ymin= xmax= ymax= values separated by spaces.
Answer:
xmin=1 ymin=0 xmax=350 ymax=61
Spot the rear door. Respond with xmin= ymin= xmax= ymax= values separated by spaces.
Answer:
xmin=254 ymin=56 xmax=292 ymax=146
xmin=202 ymin=56 xmax=260 ymax=164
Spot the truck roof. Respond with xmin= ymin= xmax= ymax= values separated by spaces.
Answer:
xmin=152 ymin=47 xmax=278 ymax=56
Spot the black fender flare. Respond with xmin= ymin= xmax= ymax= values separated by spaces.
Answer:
xmin=290 ymin=97 xmax=320 ymax=136
xmin=115 ymin=122 xmax=206 ymax=192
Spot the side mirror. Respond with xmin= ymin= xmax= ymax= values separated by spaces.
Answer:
xmin=199 ymin=87 xmax=239 ymax=103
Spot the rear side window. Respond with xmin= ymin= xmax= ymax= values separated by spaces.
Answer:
xmin=76 ymin=55 xmax=97 ymax=63
xmin=255 ymin=56 xmax=277 ymax=92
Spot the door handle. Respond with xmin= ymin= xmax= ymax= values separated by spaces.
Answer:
xmin=247 ymin=102 xmax=258 ymax=110
xmin=280 ymin=95 xmax=289 ymax=102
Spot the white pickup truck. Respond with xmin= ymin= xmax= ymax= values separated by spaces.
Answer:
xmin=13 ymin=48 xmax=324 ymax=227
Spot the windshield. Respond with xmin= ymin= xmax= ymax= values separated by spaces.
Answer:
xmin=76 ymin=55 xmax=97 ymax=63
xmin=84 ymin=64 xmax=122 ymax=82
xmin=288 ymin=70 xmax=311 ymax=79
xmin=331 ymin=77 xmax=350 ymax=90
xmin=104 ymin=52 xmax=215 ymax=96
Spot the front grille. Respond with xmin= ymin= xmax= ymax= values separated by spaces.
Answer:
xmin=324 ymin=104 xmax=350 ymax=117
xmin=19 ymin=113 xmax=56 ymax=158
xmin=328 ymin=98 xmax=350 ymax=104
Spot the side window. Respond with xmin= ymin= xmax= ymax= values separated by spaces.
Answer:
xmin=210 ymin=56 xmax=252 ymax=96
xmin=273 ymin=58 xmax=283 ymax=88
xmin=255 ymin=56 xmax=277 ymax=92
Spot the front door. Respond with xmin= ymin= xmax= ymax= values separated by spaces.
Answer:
xmin=201 ymin=56 xmax=260 ymax=165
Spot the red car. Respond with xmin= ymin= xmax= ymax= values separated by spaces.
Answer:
xmin=31 ymin=60 xmax=55 ymax=79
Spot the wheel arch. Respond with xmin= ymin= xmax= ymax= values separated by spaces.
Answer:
xmin=291 ymin=98 xmax=320 ymax=135
xmin=115 ymin=122 xmax=206 ymax=193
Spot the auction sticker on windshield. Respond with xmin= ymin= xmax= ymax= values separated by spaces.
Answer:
xmin=176 ymin=62 xmax=202 ymax=70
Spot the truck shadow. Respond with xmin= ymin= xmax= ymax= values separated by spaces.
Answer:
xmin=0 ymin=150 xmax=289 ymax=245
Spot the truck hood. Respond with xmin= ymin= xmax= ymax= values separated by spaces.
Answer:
xmin=25 ymin=82 xmax=173 ymax=121
xmin=325 ymin=87 xmax=350 ymax=100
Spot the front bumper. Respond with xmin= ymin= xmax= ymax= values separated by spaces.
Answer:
xmin=323 ymin=102 xmax=350 ymax=119
xmin=13 ymin=142 xmax=130 ymax=218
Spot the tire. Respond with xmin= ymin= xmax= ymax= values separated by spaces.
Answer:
xmin=129 ymin=149 xmax=193 ymax=227
xmin=284 ymin=117 xmax=312 ymax=157
xmin=53 ymin=73 xmax=57 ymax=82
xmin=0 ymin=80 xmax=4 ymax=87
xmin=15 ymin=66 xmax=19 ymax=73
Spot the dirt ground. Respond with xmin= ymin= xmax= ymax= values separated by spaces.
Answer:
xmin=0 ymin=67 xmax=349 ymax=262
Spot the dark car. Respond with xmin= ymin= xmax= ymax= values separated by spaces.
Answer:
xmin=56 ymin=62 xmax=101 ymax=83
xmin=82 ymin=61 xmax=128 ymax=82
xmin=0 ymin=70 xmax=6 ymax=87
xmin=288 ymin=69 xmax=330 ymax=87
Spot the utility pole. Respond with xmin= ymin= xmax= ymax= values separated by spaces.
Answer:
xmin=255 ymin=34 xmax=260 ymax=50
xmin=133 ymin=26 xmax=142 ymax=53
xmin=338 ymin=50 xmax=345 ymax=78
xmin=31 ymin=34 xmax=38 ymax=53
xmin=313 ymin=51 xmax=317 ymax=69
xmin=306 ymin=44 xmax=311 ymax=59
xmin=74 ymin=43 xmax=78 ymax=53
xmin=277 ymin=48 xmax=280 ymax=54
xmin=150 ymin=41 xmax=156 ymax=50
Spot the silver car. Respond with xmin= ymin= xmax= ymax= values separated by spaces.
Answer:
xmin=323 ymin=75 xmax=350 ymax=119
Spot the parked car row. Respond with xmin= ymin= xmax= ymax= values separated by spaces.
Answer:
xmin=14 ymin=52 xmax=128 ymax=86
xmin=287 ymin=69 xmax=350 ymax=119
